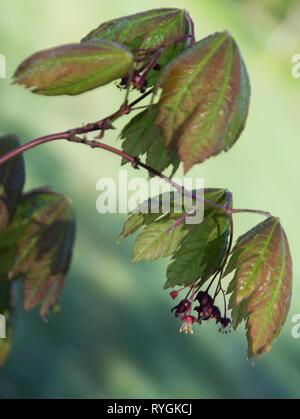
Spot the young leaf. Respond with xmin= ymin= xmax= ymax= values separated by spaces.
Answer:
xmin=119 ymin=187 xmax=231 ymax=287
xmin=132 ymin=218 xmax=188 ymax=262
xmin=225 ymin=217 xmax=292 ymax=360
xmin=156 ymin=31 xmax=250 ymax=173
xmin=120 ymin=107 xmax=158 ymax=161
xmin=165 ymin=207 xmax=230 ymax=289
xmin=145 ymin=133 xmax=180 ymax=177
xmin=0 ymin=282 xmax=17 ymax=366
xmin=131 ymin=187 xmax=229 ymax=216
xmin=13 ymin=42 xmax=133 ymax=95
xmin=164 ymin=188 xmax=231 ymax=289
xmin=120 ymin=106 xmax=180 ymax=175
xmin=0 ymin=134 xmax=25 ymax=232
xmin=117 ymin=213 xmax=146 ymax=245
xmin=165 ymin=222 xmax=213 ymax=288
xmin=8 ymin=188 xmax=76 ymax=318
xmin=82 ymin=8 xmax=192 ymax=86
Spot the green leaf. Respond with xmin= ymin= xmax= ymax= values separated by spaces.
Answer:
xmin=120 ymin=106 xmax=180 ymax=175
xmin=145 ymin=132 xmax=180 ymax=178
xmin=130 ymin=187 xmax=229 ymax=217
xmin=130 ymin=190 xmax=184 ymax=215
xmin=0 ymin=134 xmax=25 ymax=232
xmin=120 ymin=107 xmax=158 ymax=161
xmin=82 ymin=8 xmax=190 ymax=50
xmin=117 ymin=211 xmax=165 ymax=245
xmin=156 ymin=31 xmax=250 ymax=173
xmin=165 ymin=222 xmax=213 ymax=288
xmin=132 ymin=217 xmax=188 ymax=262
xmin=202 ymin=188 xmax=231 ymax=215
xmin=225 ymin=217 xmax=292 ymax=361
xmin=165 ymin=206 xmax=230 ymax=289
xmin=117 ymin=213 xmax=145 ymax=245
xmin=119 ymin=187 xmax=231 ymax=287
xmin=82 ymin=8 xmax=192 ymax=86
xmin=164 ymin=188 xmax=230 ymax=289
xmin=13 ymin=41 xmax=133 ymax=95
xmin=0 ymin=281 xmax=17 ymax=366
xmin=7 ymin=188 xmax=76 ymax=318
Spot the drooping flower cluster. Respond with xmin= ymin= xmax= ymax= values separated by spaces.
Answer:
xmin=170 ymin=288 xmax=232 ymax=335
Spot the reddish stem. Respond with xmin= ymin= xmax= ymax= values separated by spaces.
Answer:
xmin=0 ymin=89 xmax=153 ymax=166
xmin=185 ymin=11 xmax=195 ymax=47
xmin=0 ymin=95 xmax=273 ymax=220
xmin=226 ymin=208 xmax=272 ymax=218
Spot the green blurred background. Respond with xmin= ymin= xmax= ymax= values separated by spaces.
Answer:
xmin=0 ymin=0 xmax=299 ymax=399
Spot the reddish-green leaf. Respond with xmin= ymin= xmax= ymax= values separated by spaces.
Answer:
xmin=8 ymin=188 xmax=76 ymax=318
xmin=156 ymin=31 xmax=250 ymax=173
xmin=13 ymin=41 xmax=133 ymax=95
xmin=82 ymin=8 xmax=192 ymax=86
xmin=0 ymin=134 xmax=25 ymax=232
xmin=225 ymin=217 xmax=292 ymax=360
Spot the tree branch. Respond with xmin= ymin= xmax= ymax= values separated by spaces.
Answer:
xmin=0 ymin=89 xmax=153 ymax=166
xmin=0 ymin=89 xmax=272 ymax=220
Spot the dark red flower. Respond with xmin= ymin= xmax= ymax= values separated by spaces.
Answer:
xmin=195 ymin=303 xmax=213 ymax=320
xmin=195 ymin=291 xmax=213 ymax=306
xmin=171 ymin=299 xmax=191 ymax=317
xmin=219 ymin=317 xmax=232 ymax=333
xmin=220 ymin=317 xmax=231 ymax=328
xmin=211 ymin=306 xmax=221 ymax=323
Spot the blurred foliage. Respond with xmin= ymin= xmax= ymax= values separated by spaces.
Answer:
xmin=234 ymin=0 xmax=297 ymax=21
xmin=0 ymin=0 xmax=299 ymax=399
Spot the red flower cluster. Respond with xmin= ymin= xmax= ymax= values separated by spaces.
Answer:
xmin=170 ymin=289 xmax=231 ymax=334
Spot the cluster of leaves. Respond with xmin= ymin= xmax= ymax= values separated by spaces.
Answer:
xmin=118 ymin=188 xmax=292 ymax=361
xmin=118 ymin=189 xmax=230 ymax=288
xmin=0 ymin=8 xmax=292 ymax=364
xmin=0 ymin=135 xmax=75 ymax=366
xmin=13 ymin=8 xmax=250 ymax=173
